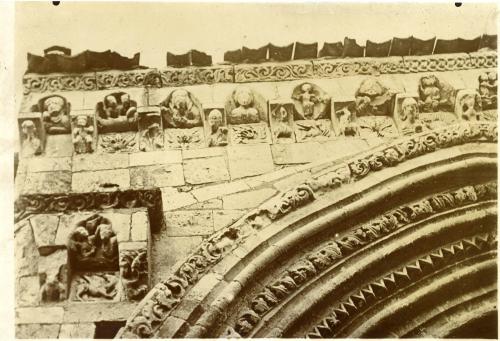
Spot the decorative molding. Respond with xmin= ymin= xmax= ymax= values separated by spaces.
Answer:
xmin=234 ymin=61 xmax=314 ymax=83
xmin=306 ymin=230 xmax=497 ymax=338
xmin=23 ymin=73 xmax=97 ymax=94
xmin=117 ymin=121 xmax=497 ymax=338
xmin=232 ymin=182 xmax=497 ymax=337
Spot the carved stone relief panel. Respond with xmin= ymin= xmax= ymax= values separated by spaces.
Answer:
xmin=18 ymin=113 xmax=46 ymax=157
xmin=393 ymin=94 xmax=427 ymax=136
xmin=268 ymin=101 xmax=296 ymax=144
xmin=36 ymin=95 xmax=72 ymax=135
xmin=203 ymin=105 xmax=228 ymax=147
xmin=294 ymin=119 xmax=333 ymax=142
xmin=229 ymin=123 xmax=271 ymax=145
xmin=159 ymin=89 xmax=203 ymax=129
xmin=354 ymin=77 xmax=395 ymax=116
xmin=225 ymin=86 xmax=267 ymax=125
xmin=478 ymin=71 xmax=497 ymax=111
xmin=357 ymin=116 xmax=399 ymax=138
xmin=331 ymin=100 xmax=359 ymax=137
xmin=67 ymin=214 xmax=118 ymax=271
xmin=455 ymin=89 xmax=483 ymax=121
xmin=165 ymin=127 xmax=205 ymax=149
xmin=418 ymin=74 xmax=457 ymax=113
xmin=138 ymin=107 xmax=164 ymax=152
xmin=98 ymin=132 xmax=138 ymax=153
xmin=291 ymin=82 xmax=330 ymax=120
xmin=38 ymin=249 xmax=68 ymax=303
xmin=96 ymin=91 xmax=138 ymax=133
xmin=119 ymin=244 xmax=148 ymax=301
xmin=70 ymin=272 xmax=121 ymax=302
xmin=71 ymin=111 xmax=97 ymax=154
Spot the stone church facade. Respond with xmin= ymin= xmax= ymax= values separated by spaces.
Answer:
xmin=14 ymin=37 xmax=497 ymax=338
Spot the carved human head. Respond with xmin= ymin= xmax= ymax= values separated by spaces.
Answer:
xmin=171 ymin=89 xmax=190 ymax=110
xmin=21 ymin=120 xmax=36 ymax=136
xmin=357 ymin=78 xmax=386 ymax=97
xmin=98 ymin=223 xmax=115 ymax=241
xmin=105 ymin=95 xmax=118 ymax=108
xmin=147 ymin=122 xmax=160 ymax=134
xmin=71 ymin=226 xmax=90 ymax=242
xmin=420 ymin=75 xmax=439 ymax=89
xmin=120 ymin=93 xmax=131 ymax=105
xmin=208 ymin=109 xmax=223 ymax=128
xmin=44 ymin=96 xmax=66 ymax=123
xmin=400 ymin=97 xmax=418 ymax=121
xmin=460 ymin=93 xmax=481 ymax=120
xmin=76 ymin=115 xmax=89 ymax=127
xmin=234 ymin=87 xmax=254 ymax=107
xmin=275 ymin=105 xmax=288 ymax=121
xmin=301 ymin=83 xmax=313 ymax=93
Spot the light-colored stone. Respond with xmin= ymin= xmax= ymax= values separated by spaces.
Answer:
xmin=227 ymin=144 xmax=274 ymax=179
xmin=59 ymin=323 xmax=96 ymax=338
xmin=100 ymin=212 xmax=132 ymax=242
xmin=184 ymin=198 xmax=222 ymax=210
xmin=161 ymin=187 xmax=198 ymax=211
xmin=131 ymin=211 xmax=149 ymax=242
xmin=56 ymin=212 xmax=94 ymax=245
xmin=183 ymin=156 xmax=229 ymax=185
xmin=129 ymin=150 xmax=182 ymax=167
xmin=273 ymin=171 xmax=312 ymax=192
xmin=16 ymin=324 xmax=61 ymax=338
xmin=245 ymin=166 xmax=297 ymax=188
xmin=63 ymin=301 xmax=135 ymax=323
xmin=183 ymin=272 xmax=222 ymax=302
xmin=191 ymin=180 xmax=250 ymax=202
xmin=182 ymin=146 xmax=225 ymax=159
xmin=271 ymin=142 xmax=323 ymax=165
xmin=213 ymin=210 xmax=244 ymax=231
xmin=16 ymin=306 xmax=65 ymax=324
xmin=29 ymin=214 xmax=60 ymax=254
xmin=73 ymin=152 xmax=129 ymax=172
xmin=130 ymin=164 xmax=184 ymax=187
xmin=44 ymin=134 xmax=74 ymax=157
xmin=16 ymin=276 xmax=40 ymax=307
xmin=72 ymin=169 xmax=130 ymax=192
xmin=165 ymin=211 xmax=213 ymax=236
xmin=222 ymin=188 xmax=277 ymax=210
xmin=22 ymin=171 xmax=72 ymax=194
xmin=27 ymin=157 xmax=72 ymax=173
xmin=15 ymin=220 xmax=39 ymax=277
xmin=119 ymin=241 xmax=147 ymax=251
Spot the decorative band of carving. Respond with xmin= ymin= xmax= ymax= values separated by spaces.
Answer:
xmin=306 ymin=231 xmax=497 ymax=338
xmin=21 ymin=52 xmax=497 ymax=93
xmin=118 ymin=121 xmax=497 ymax=339
xmin=14 ymin=188 xmax=163 ymax=227
xmin=231 ymin=182 xmax=497 ymax=337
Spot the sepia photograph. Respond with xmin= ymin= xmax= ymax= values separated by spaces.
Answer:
xmin=7 ymin=1 xmax=498 ymax=339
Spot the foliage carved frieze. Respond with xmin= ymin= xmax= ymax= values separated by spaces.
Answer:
xmin=231 ymin=182 xmax=497 ymax=337
xmin=117 ymin=121 xmax=497 ymax=339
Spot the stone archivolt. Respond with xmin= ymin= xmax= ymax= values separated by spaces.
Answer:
xmin=115 ymin=121 xmax=497 ymax=338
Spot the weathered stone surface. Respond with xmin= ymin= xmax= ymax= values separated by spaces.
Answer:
xmin=27 ymin=157 xmax=72 ymax=173
xmin=156 ymin=315 xmax=189 ymax=338
xmin=16 ymin=324 xmax=61 ymax=339
xmin=131 ymin=211 xmax=149 ymax=242
xmin=72 ymin=169 xmax=131 ymax=192
xmin=129 ymin=150 xmax=182 ymax=167
xmin=227 ymin=144 xmax=274 ymax=179
xmin=184 ymin=156 xmax=230 ymax=185
xmin=99 ymin=212 xmax=132 ymax=242
xmin=16 ymin=276 xmax=40 ymax=307
xmin=29 ymin=214 xmax=60 ymax=254
xmin=59 ymin=323 xmax=96 ymax=338
xmin=56 ymin=212 xmax=94 ymax=245
xmin=192 ymin=180 xmax=250 ymax=202
xmin=70 ymin=272 xmax=121 ymax=302
xmin=161 ymin=187 xmax=198 ymax=211
xmin=44 ymin=134 xmax=74 ymax=157
xmin=271 ymin=142 xmax=323 ymax=164
xmin=184 ymin=198 xmax=223 ymax=210
xmin=165 ymin=211 xmax=213 ymax=236
xmin=73 ymin=152 xmax=129 ymax=172
xmin=273 ymin=171 xmax=312 ymax=192
xmin=38 ymin=249 xmax=68 ymax=303
xmin=182 ymin=146 xmax=225 ymax=159
xmin=15 ymin=220 xmax=39 ymax=277
xmin=119 ymin=242 xmax=149 ymax=301
xmin=63 ymin=301 xmax=135 ymax=323
xmin=22 ymin=171 xmax=72 ymax=194
xmin=222 ymin=188 xmax=277 ymax=210
xmin=213 ymin=210 xmax=245 ymax=231
xmin=16 ymin=306 xmax=65 ymax=324
xmin=151 ymin=235 xmax=203 ymax=285
xmin=130 ymin=164 xmax=184 ymax=187
xmin=97 ymin=132 xmax=139 ymax=153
